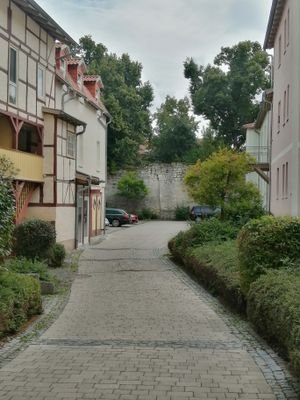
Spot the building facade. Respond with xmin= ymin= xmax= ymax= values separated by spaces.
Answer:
xmin=0 ymin=0 xmax=109 ymax=249
xmin=55 ymin=45 xmax=109 ymax=247
xmin=264 ymin=0 xmax=300 ymax=216
xmin=244 ymin=91 xmax=272 ymax=211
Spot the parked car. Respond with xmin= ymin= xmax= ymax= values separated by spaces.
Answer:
xmin=190 ymin=205 xmax=220 ymax=221
xmin=130 ymin=214 xmax=139 ymax=224
xmin=105 ymin=208 xmax=131 ymax=227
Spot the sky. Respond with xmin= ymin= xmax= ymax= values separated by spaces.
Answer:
xmin=37 ymin=0 xmax=273 ymax=111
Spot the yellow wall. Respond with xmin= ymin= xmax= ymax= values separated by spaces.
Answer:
xmin=0 ymin=116 xmax=13 ymax=149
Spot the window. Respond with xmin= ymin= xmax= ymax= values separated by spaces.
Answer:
xmin=37 ymin=65 xmax=45 ymax=99
xmin=287 ymin=85 xmax=290 ymax=121
xmin=9 ymin=47 xmax=17 ymax=104
xmin=66 ymin=131 xmax=76 ymax=158
xmin=277 ymin=101 xmax=281 ymax=133
xmin=282 ymin=164 xmax=285 ymax=199
xmin=276 ymin=168 xmax=280 ymax=200
xmin=283 ymin=90 xmax=286 ymax=124
xmin=287 ymin=9 xmax=290 ymax=46
xmin=278 ymin=35 xmax=282 ymax=67
xmin=285 ymin=162 xmax=289 ymax=198
xmin=284 ymin=19 xmax=287 ymax=52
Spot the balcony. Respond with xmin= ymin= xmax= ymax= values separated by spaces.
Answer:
xmin=0 ymin=148 xmax=44 ymax=182
xmin=246 ymin=145 xmax=270 ymax=169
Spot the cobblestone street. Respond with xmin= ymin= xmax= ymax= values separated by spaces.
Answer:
xmin=0 ymin=221 xmax=299 ymax=400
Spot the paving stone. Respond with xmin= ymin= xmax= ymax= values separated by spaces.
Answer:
xmin=0 ymin=222 xmax=299 ymax=399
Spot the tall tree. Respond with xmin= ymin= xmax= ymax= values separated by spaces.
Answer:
xmin=152 ymin=96 xmax=198 ymax=163
xmin=78 ymin=35 xmax=154 ymax=171
xmin=184 ymin=41 xmax=270 ymax=149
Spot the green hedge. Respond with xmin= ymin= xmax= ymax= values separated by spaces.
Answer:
xmin=0 ymin=271 xmax=42 ymax=335
xmin=169 ymin=218 xmax=239 ymax=263
xmin=238 ymin=216 xmax=300 ymax=294
xmin=185 ymin=241 xmax=245 ymax=312
xmin=247 ymin=270 xmax=300 ymax=377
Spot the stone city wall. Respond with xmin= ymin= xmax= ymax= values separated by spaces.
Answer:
xmin=105 ymin=163 xmax=194 ymax=219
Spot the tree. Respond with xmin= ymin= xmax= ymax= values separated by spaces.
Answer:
xmin=184 ymin=148 xmax=263 ymax=220
xmin=184 ymin=41 xmax=270 ymax=148
xmin=117 ymin=171 xmax=148 ymax=200
xmin=78 ymin=35 xmax=154 ymax=171
xmin=183 ymin=125 xmax=224 ymax=164
xmin=0 ymin=155 xmax=17 ymax=259
xmin=151 ymin=96 xmax=198 ymax=163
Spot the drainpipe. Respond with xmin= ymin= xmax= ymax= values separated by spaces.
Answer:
xmin=102 ymin=111 xmax=112 ymax=234
xmin=262 ymin=98 xmax=273 ymax=214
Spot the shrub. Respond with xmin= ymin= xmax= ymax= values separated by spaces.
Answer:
xmin=138 ymin=208 xmax=158 ymax=220
xmin=238 ymin=216 xmax=300 ymax=294
xmin=185 ymin=241 xmax=245 ymax=312
xmin=117 ymin=172 xmax=148 ymax=199
xmin=175 ymin=205 xmax=190 ymax=221
xmin=247 ymin=270 xmax=300 ymax=377
xmin=48 ymin=243 xmax=66 ymax=268
xmin=223 ymin=191 xmax=265 ymax=228
xmin=13 ymin=219 xmax=56 ymax=260
xmin=0 ymin=156 xmax=17 ymax=260
xmin=169 ymin=218 xmax=239 ymax=262
xmin=0 ymin=271 xmax=42 ymax=335
xmin=0 ymin=181 xmax=15 ymax=260
xmin=4 ymin=257 xmax=51 ymax=282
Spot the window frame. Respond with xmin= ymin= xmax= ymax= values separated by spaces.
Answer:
xmin=8 ymin=46 xmax=18 ymax=105
xmin=277 ymin=101 xmax=281 ymax=133
xmin=37 ymin=64 xmax=46 ymax=100
xmin=66 ymin=130 xmax=76 ymax=159
xmin=278 ymin=35 xmax=282 ymax=68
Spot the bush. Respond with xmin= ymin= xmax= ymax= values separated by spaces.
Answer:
xmin=13 ymin=219 xmax=56 ymax=260
xmin=4 ymin=257 xmax=51 ymax=282
xmin=185 ymin=241 xmax=245 ymax=312
xmin=138 ymin=208 xmax=158 ymax=220
xmin=169 ymin=218 xmax=239 ymax=262
xmin=48 ymin=243 xmax=66 ymax=268
xmin=224 ymin=192 xmax=265 ymax=228
xmin=117 ymin=172 xmax=148 ymax=199
xmin=238 ymin=216 xmax=300 ymax=294
xmin=0 ymin=181 xmax=15 ymax=260
xmin=247 ymin=270 xmax=300 ymax=377
xmin=0 ymin=270 xmax=42 ymax=335
xmin=175 ymin=205 xmax=190 ymax=221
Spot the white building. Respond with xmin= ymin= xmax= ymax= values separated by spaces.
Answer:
xmin=264 ymin=0 xmax=299 ymax=216
xmin=244 ymin=90 xmax=272 ymax=211
xmin=55 ymin=45 xmax=110 ymax=247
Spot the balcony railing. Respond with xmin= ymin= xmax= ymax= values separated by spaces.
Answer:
xmin=0 ymin=148 xmax=44 ymax=182
xmin=246 ymin=146 xmax=270 ymax=164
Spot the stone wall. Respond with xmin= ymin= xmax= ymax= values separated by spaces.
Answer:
xmin=106 ymin=163 xmax=194 ymax=220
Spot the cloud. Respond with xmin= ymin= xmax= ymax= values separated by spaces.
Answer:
xmin=37 ymin=0 xmax=273 ymax=109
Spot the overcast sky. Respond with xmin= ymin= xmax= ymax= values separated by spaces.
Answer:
xmin=37 ymin=0 xmax=273 ymax=110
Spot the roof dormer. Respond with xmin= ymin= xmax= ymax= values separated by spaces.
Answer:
xmin=83 ymin=76 xmax=104 ymax=102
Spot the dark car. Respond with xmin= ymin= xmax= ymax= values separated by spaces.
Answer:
xmin=105 ymin=208 xmax=131 ymax=227
xmin=190 ymin=205 xmax=220 ymax=221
